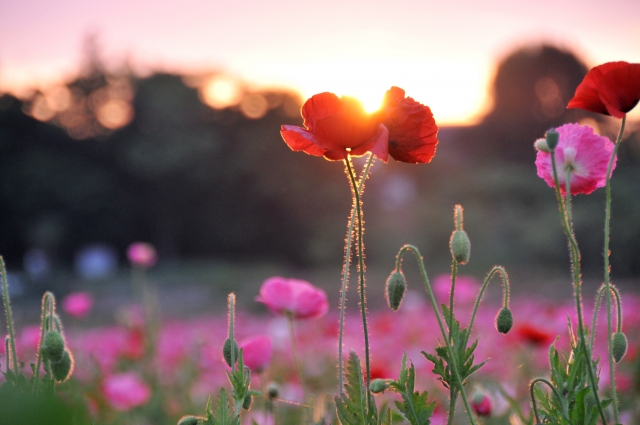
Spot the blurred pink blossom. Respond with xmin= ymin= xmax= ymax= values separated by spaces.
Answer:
xmin=62 ymin=292 xmax=94 ymax=318
xmin=256 ymin=277 xmax=329 ymax=319
xmin=471 ymin=392 xmax=492 ymax=417
xmin=433 ymin=273 xmax=480 ymax=306
xmin=126 ymin=242 xmax=157 ymax=268
xmin=102 ymin=372 xmax=151 ymax=411
xmin=239 ymin=335 xmax=272 ymax=373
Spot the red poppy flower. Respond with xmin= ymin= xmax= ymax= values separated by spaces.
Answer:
xmin=567 ymin=61 xmax=640 ymax=118
xmin=281 ymin=92 xmax=389 ymax=162
xmin=380 ymin=86 xmax=439 ymax=163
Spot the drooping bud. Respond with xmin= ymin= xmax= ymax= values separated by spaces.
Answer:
xmin=534 ymin=138 xmax=551 ymax=153
xmin=385 ymin=271 xmax=407 ymax=311
xmin=450 ymin=230 xmax=471 ymax=265
xmin=267 ymin=382 xmax=279 ymax=400
xmin=223 ymin=338 xmax=239 ymax=367
xmin=242 ymin=395 xmax=253 ymax=410
xmin=471 ymin=392 xmax=492 ymax=417
xmin=51 ymin=350 xmax=73 ymax=382
xmin=495 ymin=308 xmax=513 ymax=334
xmin=177 ymin=415 xmax=203 ymax=425
xmin=42 ymin=331 xmax=65 ymax=363
xmin=369 ymin=379 xmax=390 ymax=394
xmin=545 ymin=129 xmax=559 ymax=150
xmin=612 ymin=332 xmax=628 ymax=363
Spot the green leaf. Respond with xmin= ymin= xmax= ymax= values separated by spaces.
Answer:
xmin=390 ymin=353 xmax=435 ymax=425
xmin=209 ymin=388 xmax=240 ymax=425
xmin=335 ymin=351 xmax=378 ymax=425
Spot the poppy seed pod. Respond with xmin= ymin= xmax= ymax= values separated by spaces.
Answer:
xmin=385 ymin=271 xmax=406 ymax=311
xmin=545 ymin=129 xmax=559 ymax=150
xmin=534 ymin=138 xmax=551 ymax=153
xmin=612 ymin=332 xmax=628 ymax=363
xmin=495 ymin=308 xmax=514 ymax=334
xmin=267 ymin=382 xmax=279 ymax=400
xmin=223 ymin=338 xmax=239 ymax=367
xmin=369 ymin=379 xmax=389 ymax=394
xmin=177 ymin=415 xmax=201 ymax=425
xmin=450 ymin=230 xmax=471 ymax=265
xmin=42 ymin=331 xmax=65 ymax=363
xmin=51 ymin=350 xmax=73 ymax=382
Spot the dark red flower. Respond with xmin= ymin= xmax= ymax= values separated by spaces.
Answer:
xmin=380 ymin=86 xmax=439 ymax=163
xmin=281 ymin=92 xmax=389 ymax=162
xmin=567 ymin=61 xmax=640 ymax=118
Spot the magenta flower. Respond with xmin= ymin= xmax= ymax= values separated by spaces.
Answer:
xmin=62 ymin=292 xmax=94 ymax=318
xmin=535 ymin=123 xmax=616 ymax=195
xmin=126 ymin=242 xmax=157 ymax=268
xmin=239 ymin=335 xmax=273 ymax=373
xmin=256 ymin=277 xmax=329 ymax=319
xmin=471 ymin=392 xmax=492 ymax=417
xmin=102 ymin=372 xmax=151 ymax=411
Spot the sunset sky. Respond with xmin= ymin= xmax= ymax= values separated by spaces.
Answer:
xmin=1 ymin=0 xmax=639 ymax=124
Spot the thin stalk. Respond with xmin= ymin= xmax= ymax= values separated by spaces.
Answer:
xmin=344 ymin=157 xmax=371 ymax=390
xmin=338 ymin=153 xmax=374 ymax=393
xmin=550 ymin=154 xmax=607 ymax=425
xmin=530 ymin=378 xmax=568 ymax=422
xmin=590 ymin=284 xmax=623 ymax=351
xmin=287 ymin=313 xmax=306 ymax=400
xmin=449 ymin=261 xmax=457 ymax=342
xmin=0 ymin=257 xmax=18 ymax=374
xmin=32 ymin=292 xmax=55 ymax=392
xmin=463 ymin=266 xmax=510 ymax=348
xmin=228 ymin=293 xmax=236 ymax=374
xmin=446 ymin=388 xmax=458 ymax=425
xmin=396 ymin=245 xmax=479 ymax=425
xmin=603 ymin=116 xmax=626 ymax=423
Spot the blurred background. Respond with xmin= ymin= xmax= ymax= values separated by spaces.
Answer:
xmin=1 ymin=0 xmax=640 ymax=315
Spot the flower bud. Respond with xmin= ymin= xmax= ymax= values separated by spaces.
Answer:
xmin=385 ymin=271 xmax=406 ymax=311
xmin=51 ymin=349 xmax=73 ymax=382
xmin=242 ymin=395 xmax=253 ymax=410
xmin=545 ymin=129 xmax=559 ymax=150
xmin=450 ymin=230 xmax=470 ymax=265
xmin=177 ymin=416 xmax=203 ymax=425
xmin=471 ymin=392 xmax=492 ymax=417
xmin=612 ymin=332 xmax=628 ymax=363
xmin=223 ymin=338 xmax=239 ymax=367
xmin=495 ymin=308 xmax=513 ymax=334
xmin=42 ymin=331 xmax=65 ymax=363
xmin=369 ymin=379 xmax=389 ymax=394
xmin=534 ymin=138 xmax=551 ymax=153
xmin=267 ymin=382 xmax=279 ymax=400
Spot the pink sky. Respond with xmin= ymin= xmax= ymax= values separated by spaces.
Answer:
xmin=1 ymin=0 xmax=639 ymax=124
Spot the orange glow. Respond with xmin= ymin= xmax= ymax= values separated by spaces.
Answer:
xmin=200 ymin=75 xmax=242 ymax=109
xmin=240 ymin=93 xmax=268 ymax=119
xmin=30 ymin=95 xmax=56 ymax=121
xmin=96 ymin=99 xmax=133 ymax=129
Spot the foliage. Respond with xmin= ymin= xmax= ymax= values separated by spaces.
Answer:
xmin=335 ymin=351 xmax=379 ymax=425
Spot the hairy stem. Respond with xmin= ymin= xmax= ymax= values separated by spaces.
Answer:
xmin=590 ymin=284 xmax=623 ymax=351
xmin=530 ymin=378 xmax=567 ymax=422
xmin=288 ymin=313 xmax=306 ymax=401
xmin=0 ymin=257 xmax=18 ymax=374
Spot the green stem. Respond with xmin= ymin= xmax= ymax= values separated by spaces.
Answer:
xmin=463 ymin=266 xmax=510 ymax=348
xmin=396 ymin=245 xmax=479 ymax=425
xmin=32 ymin=292 xmax=55 ymax=392
xmin=287 ymin=313 xmax=306 ymax=400
xmin=530 ymin=378 xmax=568 ymax=422
xmin=603 ymin=115 xmax=625 ymax=423
xmin=228 ymin=293 xmax=236 ymax=375
xmin=550 ymin=152 xmax=607 ymax=425
xmin=590 ymin=284 xmax=623 ymax=351
xmin=344 ymin=157 xmax=371 ymax=390
xmin=449 ymin=261 xmax=457 ymax=342
xmin=338 ymin=153 xmax=374 ymax=393
xmin=0 ymin=257 xmax=18 ymax=374
xmin=447 ymin=388 xmax=458 ymax=425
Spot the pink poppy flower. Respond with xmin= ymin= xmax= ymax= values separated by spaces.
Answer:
xmin=256 ymin=277 xmax=329 ymax=319
xmin=102 ymin=372 xmax=151 ymax=411
xmin=62 ymin=292 xmax=94 ymax=318
xmin=281 ymin=93 xmax=389 ymax=162
xmin=567 ymin=61 xmax=640 ymax=118
xmin=239 ymin=335 xmax=273 ymax=373
xmin=126 ymin=242 xmax=157 ymax=268
xmin=471 ymin=392 xmax=492 ymax=417
xmin=535 ymin=124 xmax=616 ymax=195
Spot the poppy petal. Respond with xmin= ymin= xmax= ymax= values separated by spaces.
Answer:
xmin=301 ymin=92 xmax=343 ymax=132
xmin=349 ymin=124 xmax=389 ymax=163
xmin=599 ymin=63 xmax=640 ymax=118
xmin=280 ymin=125 xmax=329 ymax=157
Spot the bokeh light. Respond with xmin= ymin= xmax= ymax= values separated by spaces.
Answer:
xmin=200 ymin=75 xmax=242 ymax=109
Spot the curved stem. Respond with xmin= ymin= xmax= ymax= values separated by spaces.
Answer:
xmin=603 ymin=115 xmax=626 ymax=423
xmin=530 ymin=378 xmax=567 ymax=422
xmin=344 ymin=157 xmax=371 ymax=390
xmin=396 ymin=244 xmax=479 ymax=425
xmin=33 ymin=292 xmax=55 ymax=392
xmin=338 ymin=153 xmax=374 ymax=393
xmin=0 ymin=257 xmax=18 ymax=374
xmin=550 ymin=153 xmax=608 ymax=425
xmin=590 ymin=284 xmax=623 ymax=351
xmin=463 ymin=266 xmax=510 ymax=348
